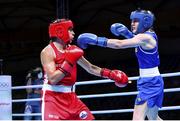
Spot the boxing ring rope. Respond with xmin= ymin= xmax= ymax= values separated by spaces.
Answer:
xmin=12 ymin=72 xmax=180 ymax=117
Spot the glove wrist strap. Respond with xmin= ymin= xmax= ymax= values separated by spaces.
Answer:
xmin=100 ymin=68 xmax=111 ymax=78
xmin=59 ymin=61 xmax=73 ymax=75
xmin=97 ymin=37 xmax=108 ymax=47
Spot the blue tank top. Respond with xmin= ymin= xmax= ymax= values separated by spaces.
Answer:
xmin=135 ymin=31 xmax=160 ymax=69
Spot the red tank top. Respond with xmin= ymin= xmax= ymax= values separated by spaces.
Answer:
xmin=47 ymin=42 xmax=77 ymax=86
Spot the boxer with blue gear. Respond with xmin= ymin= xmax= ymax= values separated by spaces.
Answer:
xmin=78 ymin=9 xmax=163 ymax=120
xmin=130 ymin=10 xmax=154 ymax=34
xmin=110 ymin=23 xmax=134 ymax=39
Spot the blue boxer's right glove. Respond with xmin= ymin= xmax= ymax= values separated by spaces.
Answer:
xmin=77 ymin=33 xmax=108 ymax=49
xmin=110 ymin=23 xmax=134 ymax=39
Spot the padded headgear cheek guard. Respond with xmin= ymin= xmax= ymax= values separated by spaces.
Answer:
xmin=130 ymin=10 xmax=154 ymax=34
xmin=49 ymin=19 xmax=73 ymax=44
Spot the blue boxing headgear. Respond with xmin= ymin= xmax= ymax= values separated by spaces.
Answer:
xmin=130 ymin=10 xmax=154 ymax=34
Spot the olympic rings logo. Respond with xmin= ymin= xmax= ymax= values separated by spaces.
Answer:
xmin=0 ymin=82 xmax=9 ymax=88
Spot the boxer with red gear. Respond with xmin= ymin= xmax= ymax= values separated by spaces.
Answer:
xmin=40 ymin=19 xmax=128 ymax=120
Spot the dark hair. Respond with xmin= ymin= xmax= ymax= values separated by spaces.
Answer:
xmin=49 ymin=37 xmax=57 ymax=42
xmin=51 ymin=18 xmax=70 ymax=24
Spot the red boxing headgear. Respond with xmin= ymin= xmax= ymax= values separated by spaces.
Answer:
xmin=49 ymin=19 xmax=73 ymax=44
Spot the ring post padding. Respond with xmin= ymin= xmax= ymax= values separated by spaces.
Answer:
xmin=0 ymin=75 xmax=12 ymax=120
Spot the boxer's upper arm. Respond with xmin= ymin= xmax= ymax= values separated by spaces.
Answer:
xmin=77 ymin=56 xmax=92 ymax=71
xmin=41 ymin=47 xmax=56 ymax=75
xmin=40 ymin=47 xmax=60 ymax=83
xmin=135 ymin=34 xmax=157 ymax=50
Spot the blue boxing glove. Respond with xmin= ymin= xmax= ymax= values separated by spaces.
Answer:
xmin=77 ymin=33 xmax=108 ymax=49
xmin=110 ymin=23 xmax=134 ymax=39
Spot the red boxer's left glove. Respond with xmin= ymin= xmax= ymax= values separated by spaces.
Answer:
xmin=101 ymin=68 xmax=128 ymax=87
xmin=59 ymin=45 xmax=84 ymax=75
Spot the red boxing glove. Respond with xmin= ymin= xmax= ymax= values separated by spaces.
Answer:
xmin=60 ymin=45 xmax=84 ymax=74
xmin=101 ymin=68 xmax=128 ymax=87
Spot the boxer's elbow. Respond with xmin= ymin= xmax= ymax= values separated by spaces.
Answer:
xmin=108 ymin=44 xmax=126 ymax=49
xmin=47 ymin=72 xmax=65 ymax=85
xmin=47 ymin=77 xmax=58 ymax=85
xmin=115 ymin=41 xmax=129 ymax=49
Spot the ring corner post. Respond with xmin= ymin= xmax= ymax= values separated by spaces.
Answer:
xmin=0 ymin=75 xmax=12 ymax=120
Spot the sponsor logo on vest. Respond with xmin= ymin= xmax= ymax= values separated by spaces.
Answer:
xmin=79 ymin=110 xmax=87 ymax=119
xmin=48 ymin=114 xmax=59 ymax=119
